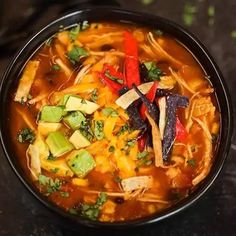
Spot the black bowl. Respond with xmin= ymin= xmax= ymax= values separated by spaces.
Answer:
xmin=0 ymin=7 xmax=233 ymax=229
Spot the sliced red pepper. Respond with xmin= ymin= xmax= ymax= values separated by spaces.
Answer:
xmin=138 ymin=135 xmax=146 ymax=152
xmin=140 ymin=81 xmax=159 ymax=119
xmin=175 ymin=117 xmax=188 ymax=141
xmin=123 ymin=31 xmax=140 ymax=88
xmin=99 ymin=64 xmax=124 ymax=93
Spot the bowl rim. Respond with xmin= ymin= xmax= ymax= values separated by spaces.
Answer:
xmin=0 ymin=7 xmax=233 ymax=229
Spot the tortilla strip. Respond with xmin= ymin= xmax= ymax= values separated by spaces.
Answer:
xmin=14 ymin=60 xmax=40 ymax=103
xmin=145 ymin=112 xmax=163 ymax=167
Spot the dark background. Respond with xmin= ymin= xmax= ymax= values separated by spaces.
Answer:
xmin=0 ymin=0 xmax=235 ymax=235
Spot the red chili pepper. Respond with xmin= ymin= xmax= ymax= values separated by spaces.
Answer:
xmin=140 ymin=81 xmax=159 ymax=119
xmin=138 ymin=135 xmax=146 ymax=152
xmin=175 ymin=117 xmax=188 ymax=141
xmin=99 ymin=64 xmax=124 ymax=93
xmin=123 ymin=31 xmax=140 ymax=88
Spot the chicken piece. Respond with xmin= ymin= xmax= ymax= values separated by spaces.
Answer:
xmin=121 ymin=176 xmax=153 ymax=192
xmin=193 ymin=96 xmax=215 ymax=117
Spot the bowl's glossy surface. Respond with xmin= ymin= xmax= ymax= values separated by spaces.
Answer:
xmin=0 ymin=8 xmax=233 ymax=228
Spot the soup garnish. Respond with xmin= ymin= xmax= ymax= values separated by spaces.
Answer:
xmin=10 ymin=21 xmax=220 ymax=222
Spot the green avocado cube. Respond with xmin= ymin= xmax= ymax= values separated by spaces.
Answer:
xmin=40 ymin=106 xmax=64 ymax=123
xmin=67 ymin=149 xmax=96 ymax=178
xmin=63 ymin=111 xmax=86 ymax=130
xmin=46 ymin=131 xmax=74 ymax=157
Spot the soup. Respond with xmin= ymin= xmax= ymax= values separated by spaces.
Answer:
xmin=10 ymin=21 xmax=220 ymax=222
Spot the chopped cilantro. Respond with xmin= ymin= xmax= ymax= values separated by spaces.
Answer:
xmin=81 ymin=99 xmax=87 ymax=104
xmin=108 ymin=146 xmax=115 ymax=152
xmin=136 ymin=151 xmax=152 ymax=168
xmin=67 ymin=46 xmax=89 ymax=65
xmin=187 ymin=159 xmax=196 ymax=167
xmin=80 ymin=192 xmax=107 ymax=220
xmin=154 ymin=29 xmax=163 ymax=36
xmin=45 ymin=38 xmax=52 ymax=47
xmin=144 ymin=62 xmax=162 ymax=81
xmin=17 ymin=128 xmax=35 ymax=143
xmin=27 ymin=94 xmax=32 ymax=100
xmin=69 ymin=21 xmax=90 ymax=41
xmin=127 ymin=139 xmax=136 ymax=147
xmin=81 ymin=21 xmax=89 ymax=30
xmin=47 ymin=153 xmax=56 ymax=161
xmin=50 ymin=168 xmax=59 ymax=173
xmin=69 ymin=25 xmax=81 ymax=41
xmin=69 ymin=208 xmax=78 ymax=215
xmin=51 ymin=64 xmax=61 ymax=71
xmin=60 ymin=191 xmax=70 ymax=198
xmin=94 ymin=120 xmax=104 ymax=140
xmin=117 ymin=124 xmax=131 ymax=136
xmin=102 ymin=107 xmax=119 ymax=117
xmin=79 ymin=120 xmax=94 ymax=142
xmin=38 ymin=175 xmax=50 ymax=186
xmin=91 ymin=89 xmax=98 ymax=102
xmin=104 ymin=70 xmax=124 ymax=84
xmin=137 ymin=151 xmax=149 ymax=159
xmin=38 ymin=174 xmax=62 ymax=194
xmin=114 ymin=176 xmax=122 ymax=183
xmin=20 ymin=97 xmax=25 ymax=105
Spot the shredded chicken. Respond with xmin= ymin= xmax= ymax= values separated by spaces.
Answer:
xmin=54 ymin=58 xmax=72 ymax=78
xmin=169 ymin=67 xmax=196 ymax=94
xmin=192 ymin=97 xmax=215 ymax=117
xmin=121 ymin=176 xmax=153 ymax=192
xmin=192 ymin=118 xmax=212 ymax=185
xmin=147 ymin=32 xmax=183 ymax=68
xmin=28 ymin=93 xmax=48 ymax=105
xmin=140 ymin=44 xmax=157 ymax=58
xmin=88 ymin=50 xmax=125 ymax=57
xmin=192 ymin=117 xmax=212 ymax=140
xmin=74 ymin=64 xmax=92 ymax=84
xmin=15 ymin=107 xmax=36 ymax=131
xmin=185 ymin=92 xmax=200 ymax=119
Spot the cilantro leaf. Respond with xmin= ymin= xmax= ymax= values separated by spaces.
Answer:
xmin=94 ymin=120 xmax=104 ymax=140
xmin=51 ymin=64 xmax=61 ymax=71
xmin=67 ymin=46 xmax=89 ymax=65
xmin=102 ymin=107 xmax=119 ymax=117
xmin=144 ymin=62 xmax=162 ymax=81
xmin=17 ymin=128 xmax=35 ymax=143
xmin=69 ymin=21 xmax=90 ymax=42
xmin=187 ymin=159 xmax=196 ymax=167
xmin=80 ymin=192 xmax=107 ymax=220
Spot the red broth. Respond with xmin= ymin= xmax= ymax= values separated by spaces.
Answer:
xmin=9 ymin=22 xmax=220 ymax=222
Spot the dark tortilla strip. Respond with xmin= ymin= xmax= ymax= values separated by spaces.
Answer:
xmin=162 ymin=94 xmax=189 ymax=161
xmin=156 ymin=89 xmax=189 ymax=108
xmin=162 ymin=95 xmax=178 ymax=161
xmin=126 ymin=103 xmax=147 ymax=130
xmin=132 ymin=84 xmax=159 ymax=124
xmin=119 ymin=86 xmax=147 ymax=131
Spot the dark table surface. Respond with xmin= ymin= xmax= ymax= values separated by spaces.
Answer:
xmin=0 ymin=0 xmax=235 ymax=235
